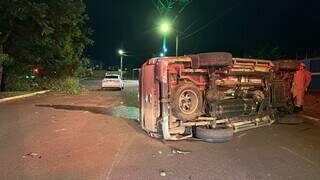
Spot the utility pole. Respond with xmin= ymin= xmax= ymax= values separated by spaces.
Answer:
xmin=118 ymin=49 xmax=125 ymax=79
xmin=120 ymin=55 xmax=123 ymax=79
xmin=175 ymin=35 xmax=179 ymax=56
xmin=160 ymin=23 xmax=170 ymax=56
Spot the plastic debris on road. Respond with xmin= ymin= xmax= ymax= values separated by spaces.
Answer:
xmin=55 ymin=128 xmax=67 ymax=132
xmin=22 ymin=152 xmax=42 ymax=159
xmin=159 ymin=171 xmax=167 ymax=177
xmin=171 ymin=148 xmax=191 ymax=155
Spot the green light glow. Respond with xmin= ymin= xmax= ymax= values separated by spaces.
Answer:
xmin=160 ymin=23 xmax=170 ymax=33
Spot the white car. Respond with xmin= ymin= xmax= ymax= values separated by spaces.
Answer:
xmin=101 ymin=74 xmax=124 ymax=90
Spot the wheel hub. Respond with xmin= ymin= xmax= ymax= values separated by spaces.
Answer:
xmin=178 ymin=90 xmax=198 ymax=114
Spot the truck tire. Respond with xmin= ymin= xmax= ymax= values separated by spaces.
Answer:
xmin=171 ymin=83 xmax=203 ymax=121
xmin=196 ymin=126 xmax=233 ymax=143
xmin=189 ymin=52 xmax=232 ymax=68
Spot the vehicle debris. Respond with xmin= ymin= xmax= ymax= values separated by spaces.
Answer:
xmin=171 ymin=148 xmax=191 ymax=155
xmin=159 ymin=171 xmax=167 ymax=177
xmin=237 ymin=133 xmax=247 ymax=138
xmin=22 ymin=152 xmax=42 ymax=159
xmin=55 ymin=128 xmax=67 ymax=132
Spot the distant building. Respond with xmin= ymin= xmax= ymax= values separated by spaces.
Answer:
xmin=303 ymin=57 xmax=320 ymax=91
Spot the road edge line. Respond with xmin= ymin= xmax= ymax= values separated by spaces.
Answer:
xmin=300 ymin=115 xmax=320 ymax=122
xmin=0 ymin=90 xmax=50 ymax=103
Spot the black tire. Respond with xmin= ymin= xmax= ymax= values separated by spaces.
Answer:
xmin=171 ymin=83 xmax=203 ymax=121
xmin=196 ymin=126 xmax=233 ymax=143
xmin=189 ymin=52 xmax=232 ymax=68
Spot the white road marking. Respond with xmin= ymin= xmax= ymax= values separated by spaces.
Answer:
xmin=301 ymin=115 xmax=320 ymax=122
xmin=280 ymin=146 xmax=317 ymax=167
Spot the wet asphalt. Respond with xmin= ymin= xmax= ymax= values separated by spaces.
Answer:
xmin=0 ymin=79 xmax=319 ymax=180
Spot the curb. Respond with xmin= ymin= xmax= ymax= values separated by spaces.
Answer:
xmin=0 ymin=90 xmax=50 ymax=103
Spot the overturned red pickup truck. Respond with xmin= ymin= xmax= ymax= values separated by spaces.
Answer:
xmin=139 ymin=52 xmax=299 ymax=142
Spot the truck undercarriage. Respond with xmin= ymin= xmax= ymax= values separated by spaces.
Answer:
xmin=139 ymin=52 xmax=299 ymax=142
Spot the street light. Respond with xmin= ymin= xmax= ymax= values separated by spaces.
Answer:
xmin=118 ymin=49 xmax=125 ymax=79
xmin=160 ymin=23 xmax=170 ymax=33
xmin=118 ymin=49 xmax=124 ymax=56
xmin=159 ymin=21 xmax=180 ymax=57
xmin=160 ymin=22 xmax=171 ymax=56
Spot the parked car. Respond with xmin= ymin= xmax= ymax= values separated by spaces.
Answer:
xmin=101 ymin=74 xmax=124 ymax=90
xmin=139 ymin=52 xmax=299 ymax=142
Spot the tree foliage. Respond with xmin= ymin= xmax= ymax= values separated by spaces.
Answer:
xmin=0 ymin=0 xmax=92 ymax=90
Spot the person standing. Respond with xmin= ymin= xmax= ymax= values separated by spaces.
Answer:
xmin=292 ymin=62 xmax=312 ymax=112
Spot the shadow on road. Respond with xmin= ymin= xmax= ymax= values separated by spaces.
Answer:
xmin=36 ymin=104 xmax=111 ymax=115
xmin=36 ymin=104 xmax=139 ymax=121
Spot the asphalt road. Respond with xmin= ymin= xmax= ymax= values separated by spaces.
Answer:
xmin=0 ymin=80 xmax=320 ymax=180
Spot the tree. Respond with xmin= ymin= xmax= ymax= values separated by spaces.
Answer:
xmin=0 ymin=0 xmax=92 ymax=91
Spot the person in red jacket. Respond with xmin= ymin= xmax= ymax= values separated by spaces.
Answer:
xmin=292 ymin=62 xmax=312 ymax=112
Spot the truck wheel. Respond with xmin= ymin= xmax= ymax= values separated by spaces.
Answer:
xmin=196 ymin=126 xmax=233 ymax=143
xmin=171 ymin=83 xmax=203 ymax=121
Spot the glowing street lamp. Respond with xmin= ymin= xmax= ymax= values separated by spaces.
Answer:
xmin=160 ymin=22 xmax=171 ymax=56
xmin=118 ymin=49 xmax=124 ymax=56
xmin=118 ymin=49 xmax=125 ymax=79
xmin=160 ymin=23 xmax=170 ymax=34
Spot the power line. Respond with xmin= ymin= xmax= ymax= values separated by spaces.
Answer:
xmin=181 ymin=3 xmax=240 ymax=41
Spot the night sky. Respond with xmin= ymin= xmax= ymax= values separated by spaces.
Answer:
xmin=86 ymin=0 xmax=320 ymax=68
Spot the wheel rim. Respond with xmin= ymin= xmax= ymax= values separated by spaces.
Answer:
xmin=178 ymin=89 xmax=199 ymax=115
